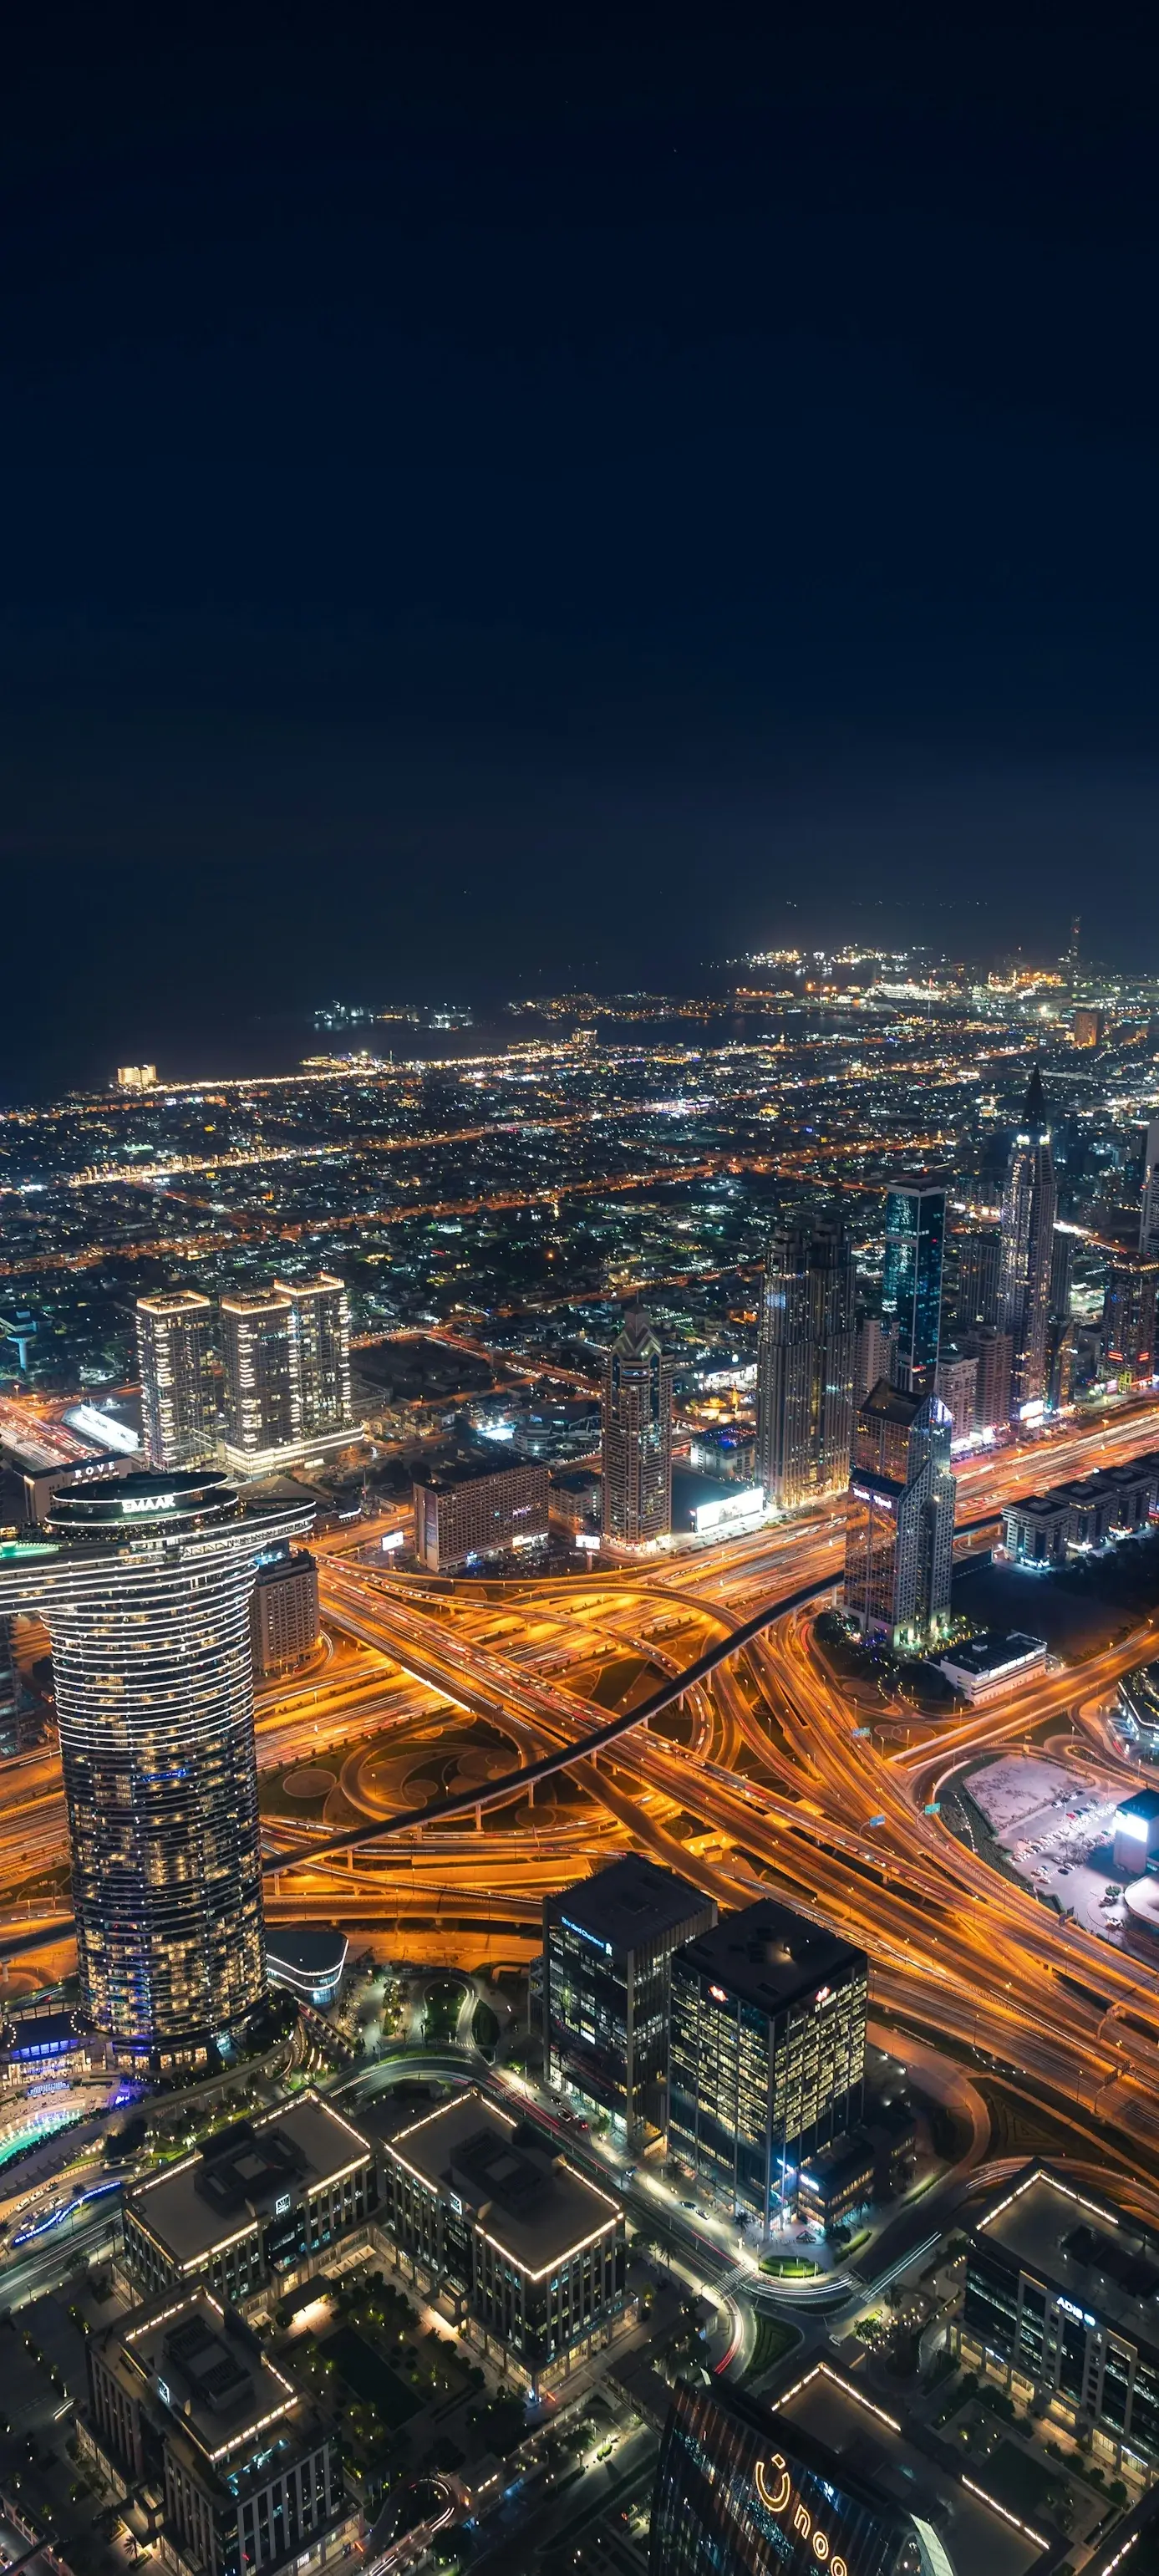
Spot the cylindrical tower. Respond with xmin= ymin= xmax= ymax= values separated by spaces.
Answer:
xmin=0 ymin=1469 xmax=313 ymax=2064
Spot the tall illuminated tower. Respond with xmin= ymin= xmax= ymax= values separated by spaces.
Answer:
xmin=135 ymin=1290 xmax=216 ymax=1469
xmin=882 ymin=1182 xmax=946 ymax=1397
xmin=602 ymin=1306 xmax=672 ymax=1545
xmin=221 ymin=1290 xmax=297 ymax=1467
xmin=1141 ymin=1115 xmax=1159 ymax=1260
xmin=0 ymin=1471 xmax=313 ymax=2063
xmin=275 ymin=1273 xmax=352 ymax=1436
xmin=755 ymin=1217 xmax=856 ymax=1509
xmin=843 ymin=1383 xmax=955 ymax=1652
xmin=999 ymin=1064 xmax=1058 ymax=1412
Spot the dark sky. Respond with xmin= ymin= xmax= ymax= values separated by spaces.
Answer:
xmin=3 ymin=4 xmax=1159 ymax=1092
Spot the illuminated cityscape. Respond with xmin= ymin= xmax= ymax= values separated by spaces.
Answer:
xmin=4 ymin=11 xmax=1159 ymax=2572
xmin=0 ymin=948 xmax=1155 ymax=2572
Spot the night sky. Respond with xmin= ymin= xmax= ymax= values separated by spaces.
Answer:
xmin=3 ymin=6 xmax=1159 ymax=1093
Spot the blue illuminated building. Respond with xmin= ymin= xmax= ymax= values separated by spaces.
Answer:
xmin=882 ymin=1183 xmax=946 ymax=1397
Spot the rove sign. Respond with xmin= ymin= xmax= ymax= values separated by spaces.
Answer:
xmin=755 ymin=2455 xmax=850 ymax=2576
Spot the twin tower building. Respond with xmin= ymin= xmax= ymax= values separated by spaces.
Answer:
xmin=757 ymin=1066 xmax=1060 ymax=1653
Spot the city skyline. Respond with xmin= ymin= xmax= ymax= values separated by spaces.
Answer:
xmin=5 ymin=14 xmax=1159 ymax=2569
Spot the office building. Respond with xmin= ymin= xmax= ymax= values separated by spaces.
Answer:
xmin=668 ymin=1899 xmax=867 ymax=2227
xmin=275 ymin=1274 xmax=352 ymax=1438
xmin=853 ymin=1314 xmax=897 ymax=1408
xmin=124 ymin=2095 xmax=376 ymax=2305
xmin=999 ymin=1065 xmax=1058 ymax=1412
xmin=602 ymin=1304 xmax=673 ymax=1545
xmin=963 ymin=2162 xmax=1159 ymax=2474
xmin=649 ymin=2370 xmax=916 ymax=2576
xmin=0 ymin=1469 xmax=313 ymax=2064
xmin=84 ymin=2290 xmax=352 ymax=2576
xmin=1001 ymin=1453 xmax=1159 ymax=1566
xmin=755 ymin=1218 xmax=856 ymax=1510
xmin=881 ymin=1182 xmax=946 ymax=1397
xmin=952 ymin=1220 xmax=1002 ymax=1331
xmin=544 ymin=1857 xmax=716 ymax=2147
xmin=1104 ymin=1253 xmax=1159 ymax=1384
xmin=960 ymin=1323 xmax=1014 ymax=1433
xmin=412 ymin=1453 xmax=549 ymax=1571
xmin=796 ymin=2132 xmax=875 ymax=2237
xmin=1072 ymin=1005 xmax=1106 ymax=1048
xmin=381 ymin=2090 xmax=627 ymax=2391
xmin=842 ymin=1384 xmax=956 ymax=1653
xmin=933 ymin=1631 xmax=1048 ymax=1703
xmin=221 ymin=1291 xmax=298 ymax=1464
xmin=135 ymin=1291 xmax=217 ymax=1469
xmin=933 ymin=1349 xmax=977 ymax=1447
xmin=1141 ymin=1114 xmax=1159 ymax=1259
xmin=249 ymin=1545 xmax=319 ymax=1677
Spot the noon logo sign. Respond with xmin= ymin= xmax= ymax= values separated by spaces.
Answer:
xmin=755 ymin=2456 xmax=850 ymax=2576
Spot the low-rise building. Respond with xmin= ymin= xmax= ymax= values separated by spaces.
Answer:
xmin=933 ymin=1629 xmax=1048 ymax=1703
xmin=380 ymin=2089 xmax=628 ymax=2390
xmin=84 ymin=2288 xmax=352 ymax=2576
xmin=249 ymin=1545 xmax=319 ymax=1677
xmin=963 ymin=2161 xmax=1159 ymax=2477
xmin=548 ymin=1468 xmax=602 ymax=1535
xmin=545 ymin=1856 xmax=716 ymax=2147
xmin=412 ymin=1455 xmax=550 ymax=1571
xmin=796 ymin=2132 xmax=874 ymax=2237
xmin=1002 ymin=1453 xmax=1159 ymax=1567
xmin=123 ymin=2096 xmax=375 ymax=2307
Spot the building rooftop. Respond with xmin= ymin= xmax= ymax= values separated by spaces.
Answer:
xmin=974 ymin=2163 xmax=1159 ymax=2363
xmin=546 ymin=1855 xmax=711 ymax=1952
xmin=857 ymin=1377 xmax=923 ymax=1428
xmin=413 ymin=1452 xmax=546 ymax=1494
xmin=116 ymin=2289 xmax=298 ymax=2466
xmin=674 ymin=1899 xmax=866 ymax=2018
xmin=938 ymin=1632 xmax=1047 ymax=1677
xmin=127 ymin=2094 xmax=371 ymax=2268
xmin=386 ymin=2090 xmax=621 ymax=2276
xmin=772 ymin=2360 xmax=1043 ymax=2576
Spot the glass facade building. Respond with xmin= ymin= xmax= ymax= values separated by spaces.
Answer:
xmin=0 ymin=1469 xmax=313 ymax=2064
xmin=999 ymin=1065 xmax=1058 ymax=1412
xmin=668 ymin=1900 xmax=867 ymax=2227
xmin=544 ymin=1856 xmax=716 ymax=2147
xmin=882 ymin=1184 xmax=946 ymax=1398
xmin=649 ymin=2380 xmax=917 ymax=2576
xmin=755 ymin=1218 xmax=857 ymax=1510
xmin=963 ymin=2163 xmax=1159 ymax=2477
xmin=843 ymin=1384 xmax=955 ymax=1652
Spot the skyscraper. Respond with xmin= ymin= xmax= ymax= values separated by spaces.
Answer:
xmin=999 ymin=1064 xmax=1058 ymax=1413
xmin=843 ymin=1383 xmax=955 ymax=1652
xmin=0 ymin=1469 xmax=313 ymax=2063
xmin=755 ymin=1218 xmax=856 ymax=1510
xmin=602 ymin=1305 xmax=673 ymax=1545
xmin=853 ymin=1314 xmax=897 ymax=1408
xmin=221 ymin=1290 xmax=297 ymax=1466
xmin=1104 ymin=1254 xmax=1159 ymax=1386
xmin=1141 ymin=1115 xmax=1159 ymax=1260
xmin=952 ymin=1220 xmax=1002 ymax=1331
xmin=135 ymin=1291 xmax=216 ymax=1469
xmin=881 ymin=1184 xmax=945 ymax=1397
xmin=275 ymin=1273 xmax=352 ymax=1437
xmin=668 ymin=1899 xmax=867 ymax=2227
xmin=962 ymin=1322 xmax=1014 ymax=1433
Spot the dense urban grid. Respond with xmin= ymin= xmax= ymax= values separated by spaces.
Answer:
xmin=1 ymin=941 xmax=1159 ymax=2576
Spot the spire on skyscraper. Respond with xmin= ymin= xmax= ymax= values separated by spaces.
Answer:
xmin=1020 ymin=1061 xmax=1049 ymax=1132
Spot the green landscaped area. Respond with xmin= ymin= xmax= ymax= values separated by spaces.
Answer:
xmin=324 ymin=2326 xmax=421 ymax=2426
